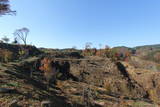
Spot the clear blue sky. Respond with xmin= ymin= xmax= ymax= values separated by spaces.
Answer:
xmin=0 ymin=0 xmax=160 ymax=49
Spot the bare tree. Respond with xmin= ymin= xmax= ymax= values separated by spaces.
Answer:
xmin=105 ymin=45 xmax=110 ymax=49
xmin=0 ymin=0 xmax=16 ymax=16
xmin=13 ymin=27 xmax=29 ymax=46
xmin=85 ymin=42 xmax=92 ymax=49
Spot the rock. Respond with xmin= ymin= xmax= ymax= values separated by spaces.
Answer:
xmin=0 ymin=88 xmax=14 ymax=93
xmin=41 ymin=100 xmax=53 ymax=107
xmin=8 ymin=100 xmax=18 ymax=107
xmin=94 ymin=100 xmax=106 ymax=106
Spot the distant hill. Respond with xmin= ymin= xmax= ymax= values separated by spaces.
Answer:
xmin=132 ymin=44 xmax=160 ymax=63
xmin=111 ymin=44 xmax=160 ymax=63
xmin=135 ymin=44 xmax=160 ymax=50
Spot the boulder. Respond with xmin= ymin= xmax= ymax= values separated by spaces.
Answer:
xmin=41 ymin=100 xmax=53 ymax=107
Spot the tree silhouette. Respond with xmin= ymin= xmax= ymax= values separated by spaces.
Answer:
xmin=0 ymin=0 xmax=15 ymax=16
xmin=12 ymin=37 xmax=18 ymax=44
xmin=1 ymin=36 xmax=9 ymax=43
xmin=13 ymin=27 xmax=29 ymax=46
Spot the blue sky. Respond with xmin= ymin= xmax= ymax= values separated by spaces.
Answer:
xmin=0 ymin=0 xmax=160 ymax=49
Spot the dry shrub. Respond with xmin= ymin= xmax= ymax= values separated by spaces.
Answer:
xmin=82 ymin=85 xmax=97 ymax=107
xmin=119 ymin=82 xmax=130 ymax=96
xmin=147 ymin=88 xmax=159 ymax=103
xmin=56 ymin=80 xmax=64 ymax=88
xmin=104 ymin=80 xmax=112 ymax=94
xmin=82 ymin=48 xmax=97 ymax=56
xmin=0 ymin=49 xmax=13 ymax=63
xmin=39 ymin=58 xmax=57 ymax=89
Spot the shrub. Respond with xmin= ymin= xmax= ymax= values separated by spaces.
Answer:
xmin=18 ymin=47 xmax=30 ymax=59
xmin=82 ymin=49 xmax=96 ymax=56
xmin=39 ymin=58 xmax=57 ymax=89
xmin=0 ymin=49 xmax=13 ymax=63
xmin=18 ymin=49 xmax=26 ymax=56
xmin=104 ymin=81 xmax=112 ymax=94
xmin=4 ymin=50 xmax=13 ymax=62
xmin=147 ymin=89 xmax=159 ymax=103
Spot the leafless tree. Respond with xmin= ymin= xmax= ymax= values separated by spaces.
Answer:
xmin=13 ymin=27 xmax=29 ymax=46
xmin=0 ymin=0 xmax=16 ymax=16
xmin=85 ymin=42 xmax=92 ymax=49
xmin=105 ymin=45 xmax=110 ymax=49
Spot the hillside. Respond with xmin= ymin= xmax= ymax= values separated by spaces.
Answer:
xmin=112 ymin=44 xmax=160 ymax=64
xmin=135 ymin=44 xmax=160 ymax=50
xmin=0 ymin=43 xmax=160 ymax=107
